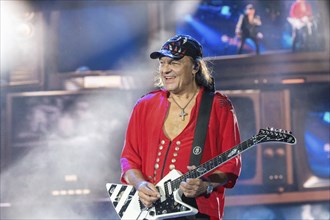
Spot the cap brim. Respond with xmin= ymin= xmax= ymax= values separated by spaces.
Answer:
xmin=150 ymin=50 xmax=182 ymax=59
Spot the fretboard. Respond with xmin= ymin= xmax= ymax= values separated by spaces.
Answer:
xmin=170 ymin=137 xmax=256 ymax=190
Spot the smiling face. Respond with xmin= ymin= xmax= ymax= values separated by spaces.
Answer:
xmin=159 ymin=56 xmax=198 ymax=95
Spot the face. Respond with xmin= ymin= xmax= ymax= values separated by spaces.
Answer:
xmin=159 ymin=56 xmax=197 ymax=95
xmin=246 ymin=7 xmax=255 ymax=15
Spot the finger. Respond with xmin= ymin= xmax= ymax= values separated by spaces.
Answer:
xmin=180 ymin=181 xmax=197 ymax=193
xmin=184 ymin=178 xmax=202 ymax=190
xmin=138 ymin=182 xmax=160 ymax=198
xmin=139 ymin=196 xmax=153 ymax=208
xmin=179 ymin=186 xmax=198 ymax=198
xmin=186 ymin=178 xmax=201 ymax=185
xmin=146 ymin=182 xmax=160 ymax=198
xmin=187 ymin=165 xmax=196 ymax=170
xmin=181 ymin=179 xmax=206 ymax=196
xmin=139 ymin=188 xmax=160 ymax=201
xmin=184 ymin=187 xmax=206 ymax=198
xmin=138 ymin=183 xmax=160 ymax=204
xmin=138 ymin=190 xmax=159 ymax=205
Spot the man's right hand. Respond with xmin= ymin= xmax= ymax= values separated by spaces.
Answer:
xmin=235 ymin=31 xmax=241 ymax=38
xmin=136 ymin=181 xmax=160 ymax=208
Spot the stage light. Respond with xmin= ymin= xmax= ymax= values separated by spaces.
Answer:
xmin=51 ymin=189 xmax=91 ymax=196
xmin=60 ymin=190 xmax=67 ymax=196
xmin=323 ymin=112 xmax=330 ymax=124
xmin=82 ymin=189 xmax=91 ymax=195
xmin=184 ymin=16 xmax=220 ymax=47
xmin=75 ymin=189 xmax=83 ymax=195
xmin=51 ymin=191 xmax=60 ymax=196
xmin=281 ymin=78 xmax=305 ymax=84
xmin=16 ymin=22 xmax=34 ymax=38
xmin=220 ymin=6 xmax=231 ymax=17
xmin=221 ymin=35 xmax=229 ymax=43
xmin=184 ymin=14 xmax=193 ymax=23
xmin=65 ymin=175 xmax=78 ymax=182
xmin=68 ymin=190 xmax=75 ymax=195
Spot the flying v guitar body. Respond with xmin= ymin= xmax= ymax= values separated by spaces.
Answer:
xmin=106 ymin=169 xmax=198 ymax=220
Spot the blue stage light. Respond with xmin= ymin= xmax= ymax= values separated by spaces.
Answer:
xmin=184 ymin=16 xmax=220 ymax=47
xmin=184 ymin=14 xmax=193 ymax=23
xmin=282 ymin=33 xmax=292 ymax=49
xmin=220 ymin=6 xmax=231 ymax=17
xmin=304 ymin=131 xmax=330 ymax=178
xmin=323 ymin=112 xmax=330 ymax=124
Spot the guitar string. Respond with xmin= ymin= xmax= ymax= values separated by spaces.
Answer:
xmin=171 ymin=138 xmax=253 ymax=189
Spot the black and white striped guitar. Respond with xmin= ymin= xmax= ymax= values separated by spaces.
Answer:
xmin=106 ymin=128 xmax=296 ymax=220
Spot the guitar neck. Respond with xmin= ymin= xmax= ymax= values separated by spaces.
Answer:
xmin=170 ymin=138 xmax=255 ymax=190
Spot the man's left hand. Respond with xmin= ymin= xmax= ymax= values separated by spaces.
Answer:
xmin=179 ymin=178 xmax=208 ymax=198
xmin=179 ymin=165 xmax=208 ymax=198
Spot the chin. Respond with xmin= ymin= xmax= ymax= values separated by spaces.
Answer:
xmin=164 ymin=85 xmax=177 ymax=92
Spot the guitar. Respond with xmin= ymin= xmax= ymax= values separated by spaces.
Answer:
xmin=106 ymin=128 xmax=296 ymax=220
xmin=287 ymin=16 xmax=313 ymax=35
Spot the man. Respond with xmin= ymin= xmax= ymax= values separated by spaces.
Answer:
xmin=288 ymin=0 xmax=313 ymax=52
xmin=235 ymin=4 xmax=262 ymax=55
xmin=120 ymin=34 xmax=241 ymax=220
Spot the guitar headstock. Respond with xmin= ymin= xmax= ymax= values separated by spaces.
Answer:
xmin=256 ymin=127 xmax=297 ymax=145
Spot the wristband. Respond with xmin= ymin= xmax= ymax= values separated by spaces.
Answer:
xmin=136 ymin=181 xmax=148 ymax=190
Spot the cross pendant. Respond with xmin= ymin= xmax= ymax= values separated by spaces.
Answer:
xmin=179 ymin=109 xmax=188 ymax=121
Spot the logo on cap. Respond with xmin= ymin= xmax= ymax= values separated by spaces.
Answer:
xmin=150 ymin=34 xmax=203 ymax=60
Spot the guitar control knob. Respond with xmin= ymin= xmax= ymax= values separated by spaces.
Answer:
xmin=149 ymin=211 xmax=155 ymax=216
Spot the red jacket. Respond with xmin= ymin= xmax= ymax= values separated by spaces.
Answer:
xmin=121 ymin=87 xmax=241 ymax=219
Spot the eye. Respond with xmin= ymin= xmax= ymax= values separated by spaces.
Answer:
xmin=170 ymin=60 xmax=180 ymax=65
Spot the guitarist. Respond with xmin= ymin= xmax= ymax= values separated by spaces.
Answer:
xmin=235 ymin=4 xmax=262 ymax=55
xmin=120 ymin=34 xmax=242 ymax=220
xmin=288 ymin=0 xmax=313 ymax=52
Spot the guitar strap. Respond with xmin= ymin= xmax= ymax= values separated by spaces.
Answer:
xmin=189 ymin=90 xmax=214 ymax=166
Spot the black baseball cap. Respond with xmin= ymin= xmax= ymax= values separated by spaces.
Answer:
xmin=150 ymin=34 xmax=203 ymax=60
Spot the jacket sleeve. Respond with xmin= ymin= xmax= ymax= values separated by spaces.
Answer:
xmin=216 ymin=95 xmax=242 ymax=188
xmin=120 ymin=103 xmax=143 ymax=184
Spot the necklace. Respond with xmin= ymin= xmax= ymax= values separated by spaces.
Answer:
xmin=171 ymin=91 xmax=197 ymax=121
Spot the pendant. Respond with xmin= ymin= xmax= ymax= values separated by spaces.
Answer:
xmin=179 ymin=109 xmax=188 ymax=121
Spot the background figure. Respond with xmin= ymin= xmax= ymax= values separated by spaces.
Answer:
xmin=235 ymin=4 xmax=262 ymax=55
xmin=288 ymin=0 xmax=313 ymax=52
